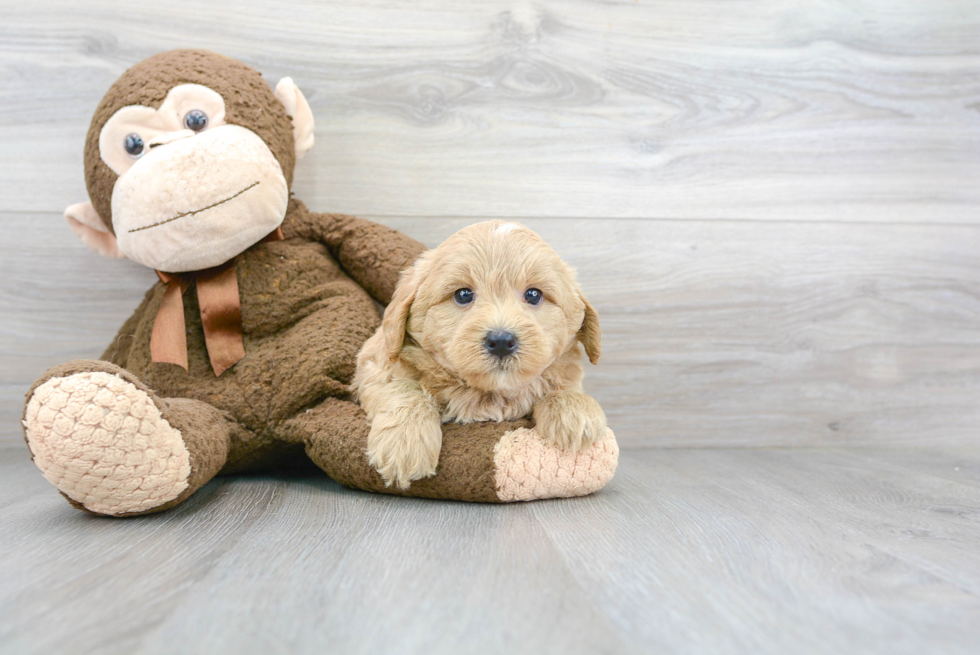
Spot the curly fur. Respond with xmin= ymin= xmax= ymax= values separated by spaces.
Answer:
xmin=354 ymin=220 xmax=606 ymax=489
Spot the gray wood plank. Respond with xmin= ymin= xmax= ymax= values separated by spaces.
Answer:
xmin=654 ymin=449 xmax=980 ymax=595
xmin=0 ymin=449 xmax=286 ymax=654
xmin=4 ymin=214 xmax=978 ymax=448
xmin=845 ymin=448 xmax=980 ymax=489
xmin=379 ymin=217 xmax=980 ymax=448
xmin=0 ymin=0 xmax=978 ymax=222
xmin=137 ymin=487 xmax=630 ymax=655
xmin=3 ymin=446 xmax=980 ymax=654
xmin=0 ymin=446 xmax=630 ymax=655
xmin=530 ymin=448 xmax=980 ymax=655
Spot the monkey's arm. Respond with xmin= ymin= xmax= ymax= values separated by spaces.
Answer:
xmin=279 ymin=398 xmax=619 ymax=503
xmin=282 ymin=199 xmax=426 ymax=305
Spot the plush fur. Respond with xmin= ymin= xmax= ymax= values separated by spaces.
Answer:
xmin=354 ymin=220 xmax=607 ymax=489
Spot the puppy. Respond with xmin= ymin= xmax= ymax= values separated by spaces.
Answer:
xmin=353 ymin=220 xmax=606 ymax=489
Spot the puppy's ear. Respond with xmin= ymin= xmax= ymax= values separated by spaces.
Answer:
xmin=577 ymin=294 xmax=602 ymax=365
xmin=382 ymin=264 xmax=420 ymax=362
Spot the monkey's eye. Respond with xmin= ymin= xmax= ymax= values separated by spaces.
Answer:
xmin=524 ymin=288 xmax=543 ymax=305
xmin=183 ymin=109 xmax=208 ymax=132
xmin=453 ymin=288 xmax=475 ymax=306
xmin=124 ymin=133 xmax=144 ymax=158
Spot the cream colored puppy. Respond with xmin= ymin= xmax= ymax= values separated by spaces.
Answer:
xmin=353 ymin=220 xmax=606 ymax=489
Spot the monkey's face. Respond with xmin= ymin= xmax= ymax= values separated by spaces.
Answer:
xmin=99 ymin=84 xmax=288 ymax=272
xmin=65 ymin=50 xmax=314 ymax=273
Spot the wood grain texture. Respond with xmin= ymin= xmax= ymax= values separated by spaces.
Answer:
xmin=3 ymin=215 xmax=978 ymax=448
xmin=1 ymin=2 xmax=978 ymax=445
xmin=2 ymin=446 xmax=980 ymax=654
xmin=0 ymin=0 xmax=978 ymax=221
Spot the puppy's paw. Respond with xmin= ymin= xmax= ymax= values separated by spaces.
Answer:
xmin=533 ymin=391 xmax=608 ymax=452
xmin=366 ymin=413 xmax=443 ymax=490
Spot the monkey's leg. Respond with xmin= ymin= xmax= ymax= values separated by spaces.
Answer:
xmin=279 ymin=398 xmax=619 ymax=502
xmin=22 ymin=360 xmax=238 ymax=517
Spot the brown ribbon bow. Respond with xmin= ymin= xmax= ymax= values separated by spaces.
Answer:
xmin=149 ymin=227 xmax=283 ymax=376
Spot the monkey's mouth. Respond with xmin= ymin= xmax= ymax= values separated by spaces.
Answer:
xmin=127 ymin=181 xmax=261 ymax=233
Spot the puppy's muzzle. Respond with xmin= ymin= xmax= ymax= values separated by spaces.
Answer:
xmin=484 ymin=330 xmax=518 ymax=359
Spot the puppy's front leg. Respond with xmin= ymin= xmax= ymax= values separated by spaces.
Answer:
xmin=533 ymin=390 xmax=608 ymax=452
xmin=366 ymin=379 xmax=442 ymax=489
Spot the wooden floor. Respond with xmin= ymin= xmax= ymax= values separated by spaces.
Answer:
xmin=2 ymin=445 xmax=979 ymax=654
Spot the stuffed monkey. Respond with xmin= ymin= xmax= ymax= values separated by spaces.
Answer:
xmin=21 ymin=50 xmax=618 ymax=516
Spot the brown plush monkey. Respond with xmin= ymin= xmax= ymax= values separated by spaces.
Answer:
xmin=21 ymin=50 xmax=618 ymax=516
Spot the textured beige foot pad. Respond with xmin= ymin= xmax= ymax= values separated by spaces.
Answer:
xmin=23 ymin=372 xmax=191 ymax=516
xmin=493 ymin=428 xmax=619 ymax=501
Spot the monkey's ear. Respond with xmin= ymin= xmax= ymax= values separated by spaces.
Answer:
xmin=274 ymin=77 xmax=315 ymax=160
xmin=64 ymin=202 xmax=125 ymax=259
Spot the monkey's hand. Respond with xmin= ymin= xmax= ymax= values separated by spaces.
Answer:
xmin=533 ymin=390 xmax=608 ymax=452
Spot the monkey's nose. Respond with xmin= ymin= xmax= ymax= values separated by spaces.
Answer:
xmin=148 ymin=129 xmax=195 ymax=150
xmin=484 ymin=330 xmax=519 ymax=359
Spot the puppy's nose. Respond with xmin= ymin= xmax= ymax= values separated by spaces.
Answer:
xmin=484 ymin=330 xmax=519 ymax=359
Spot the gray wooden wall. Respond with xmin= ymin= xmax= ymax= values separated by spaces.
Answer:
xmin=1 ymin=0 xmax=978 ymax=448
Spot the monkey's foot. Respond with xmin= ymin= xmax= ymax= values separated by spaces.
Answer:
xmin=492 ymin=427 xmax=619 ymax=501
xmin=24 ymin=371 xmax=191 ymax=516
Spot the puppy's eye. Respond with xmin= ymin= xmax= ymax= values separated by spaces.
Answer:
xmin=124 ymin=133 xmax=144 ymax=158
xmin=524 ymin=288 xmax=543 ymax=305
xmin=183 ymin=109 xmax=208 ymax=132
xmin=453 ymin=288 xmax=475 ymax=305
